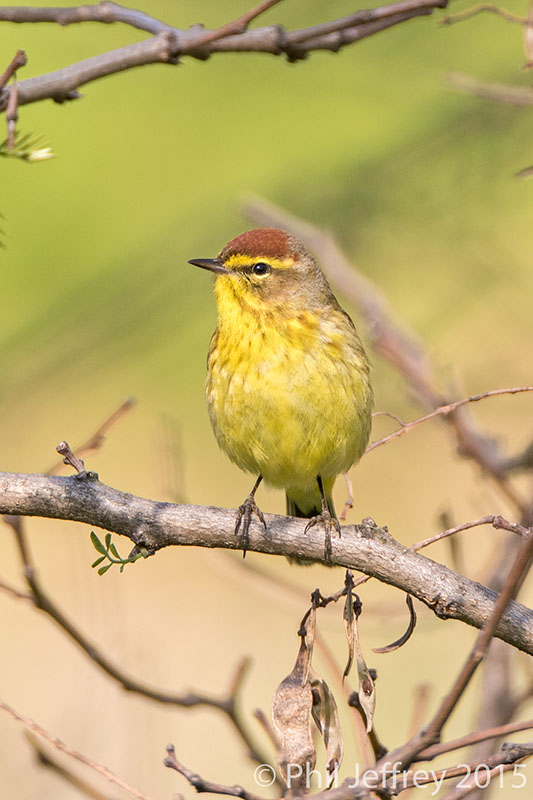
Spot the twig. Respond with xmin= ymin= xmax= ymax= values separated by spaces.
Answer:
xmin=164 ymin=744 xmax=265 ymax=800
xmin=411 ymin=514 xmax=526 ymax=551
xmin=377 ymin=525 xmax=533 ymax=770
xmin=6 ymin=78 xmax=18 ymax=149
xmin=192 ymin=0 xmax=285 ymax=49
xmin=1 ymin=474 xmax=533 ymax=653
xmin=395 ymin=743 xmax=533 ymax=793
xmin=448 ymin=72 xmax=533 ymax=105
xmin=47 ymin=396 xmax=136 ymax=475
xmin=438 ymin=760 xmax=526 ymax=800
xmin=287 ymin=0 xmax=447 ymax=44
xmin=25 ymin=732 xmax=112 ymax=800
xmin=340 ymin=473 xmax=354 ymax=521
xmin=2 ymin=514 xmax=273 ymax=774
xmin=0 ymin=697 xmax=153 ymax=800
xmin=0 ymin=576 xmax=31 ymax=601
xmin=0 ymin=1 xmax=448 ymax=110
xmin=441 ymin=4 xmax=526 ymax=26
xmin=416 ymin=718 xmax=533 ymax=761
xmin=0 ymin=48 xmax=26 ymax=90
xmin=56 ymin=440 xmax=98 ymax=478
xmin=366 ymin=386 xmax=533 ymax=454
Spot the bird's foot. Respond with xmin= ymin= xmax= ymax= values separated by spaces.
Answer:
xmin=235 ymin=494 xmax=267 ymax=557
xmin=304 ymin=512 xmax=341 ymax=561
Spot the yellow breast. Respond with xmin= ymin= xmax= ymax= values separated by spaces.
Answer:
xmin=206 ymin=285 xmax=372 ymax=492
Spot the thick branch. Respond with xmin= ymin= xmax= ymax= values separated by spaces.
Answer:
xmin=1 ymin=472 xmax=533 ymax=653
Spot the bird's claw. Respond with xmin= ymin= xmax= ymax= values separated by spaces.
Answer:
xmin=304 ymin=511 xmax=341 ymax=561
xmin=235 ymin=494 xmax=267 ymax=557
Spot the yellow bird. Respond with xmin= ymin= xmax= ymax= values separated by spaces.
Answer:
xmin=189 ymin=228 xmax=373 ymax=560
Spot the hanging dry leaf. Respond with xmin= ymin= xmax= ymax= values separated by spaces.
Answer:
xmin=342 ymin=579 xmax=376 ymax=732
xmin=310 ymin=671 xmax=344 ymax=784
xmin=272 ymin=636 xmax=315 ymax=795
xmin=355 ymin=623 xmax=376 ymax=733
xmin=342 ymin=573 xmax=358 ymax=681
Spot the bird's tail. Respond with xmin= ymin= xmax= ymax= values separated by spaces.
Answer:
xmin=285 ymin=479 xmax=336 ymax=565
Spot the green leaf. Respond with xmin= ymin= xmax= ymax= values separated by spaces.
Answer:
xmin=91 ymin=556 xmax=106 ymax=568
xmin=104 ymin=533 xmax=112 ymax=549
xmin=90 ymin=531 xmax=106 ymax=555
xmin=109 ymin=543 xmax=121 ymax=560
xmin=98 ymin=563 xmax=113 ymax=576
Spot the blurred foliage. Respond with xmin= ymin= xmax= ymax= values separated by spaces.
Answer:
xmin=1 ymin=1 xmax=533 ymax=798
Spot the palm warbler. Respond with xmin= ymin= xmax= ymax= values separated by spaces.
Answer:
xmin=189 ymin=228 xmax=372 ymax=560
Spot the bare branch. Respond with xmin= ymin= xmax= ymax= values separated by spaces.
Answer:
xmin=1 ymin=472 xmax=533 ymax=653
xmin=46 ymin=396 xmax=136 ymax=475
xmin=191 ymin=0 xmax=286 ymax=49
xmin=367 ymin=386 xmax=533 ymax=454
xmin=25 ymin=732 xmax=113 ymax=800
xmin=287 ymin=0 xmax=447 ymax=43
xmin=416 ymin=718 xmax=533 ymax=761
xmin=164 ymin=744 xmax=265 ymax=800
xmin=0 ymin=1 xmax=448 ymax=110
xmin=441 ymin=4 xmax=526 ymax=26
xmin=375 ymin=526 xmax=533 ymax=771
xmin=448 ymin=72 xmax=533 ymax=105
xmin=1 ymin=514 xmax=273 ymax=772
xmin=0 ymin=2 xmax=171 ymax=34
xmin=395 ymin=743 xmax=533 ymax=793
xmin=0 ymin=48 xmax=26 ymax=90
xmin=0 ymin=696 xmax=154 ymax=800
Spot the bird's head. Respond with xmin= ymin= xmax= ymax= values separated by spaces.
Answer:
xmin=189 ymin=228 xmax=332 ymax=312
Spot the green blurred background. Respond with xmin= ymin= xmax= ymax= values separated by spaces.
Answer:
xmin=1 ymin=1 xmax=533 ymax=797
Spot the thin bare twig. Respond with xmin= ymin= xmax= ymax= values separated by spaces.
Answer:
xmin=25 ymin=732 xmax=112 ymax=800
xmin=3 ymin=515 xmax=274 ymax=772
xmin=192 ymin=0 xmax=285 ymax=49
xmin=0 ymin=49 xmax=26 ymax=91
xmin=340 ymin=472 xmax=354 ymax=521
xmin=0 ymin=697 xmax=153 ymax=800
xmin=164 ymin=745 xmax=265 ymax=800
xmin=6 ymin=78 xmax=18 ymax=149
xmin=441 ymin=4 xmax=526 ymax=26
xmin=395 ymin=743 xmax=533 ymax=793
xmin=416 ymin=718 xmax=533 ymax=761
xmin=0 ymin=576 xmax=31 ymax=601
xmin=46 ymin=396 xmax=136 ymax=475
xmin=367 ymin=386 xmax=533 ymax=454
xmin=378 ymin=526 xmax=533 ymax=770
xmin=448 ymin=72 xmax=533 ymax=106
xmin=0 ymin=1 xmax=448 ymax=111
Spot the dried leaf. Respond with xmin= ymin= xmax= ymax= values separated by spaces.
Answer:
xmin=373 ymin=595 xmax=417 ymax=654
xmin=272 ymin=637 xmax=315 ymax=794
xmin=310 ymin=671 xmax=344 ymax=782
xmin=302 ymin=604 xmax=316 ymax=686
xmin=355 ymin=625 xmax=376 ymax=733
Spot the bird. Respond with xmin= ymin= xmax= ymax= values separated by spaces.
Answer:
xmin=188 ymin=228 xmax=373 ymax=561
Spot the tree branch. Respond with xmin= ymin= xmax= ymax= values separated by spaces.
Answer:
xmin=0 ymin=0 xmax=448 ymax=110
xmin=0 ymin=696 xmax=153 ymax=800
xmin=1 ymin=471 xmax=533 ymax=653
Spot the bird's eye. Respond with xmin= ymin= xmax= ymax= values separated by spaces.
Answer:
xmin=252 ymin=262 xmax=272 ymax=276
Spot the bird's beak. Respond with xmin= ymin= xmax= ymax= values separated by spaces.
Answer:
xmin=188 ymin=257 xmax=229 ymax=275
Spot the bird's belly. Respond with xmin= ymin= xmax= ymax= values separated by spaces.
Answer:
xmin=207 ymin=331 xmax=372 ymax=490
